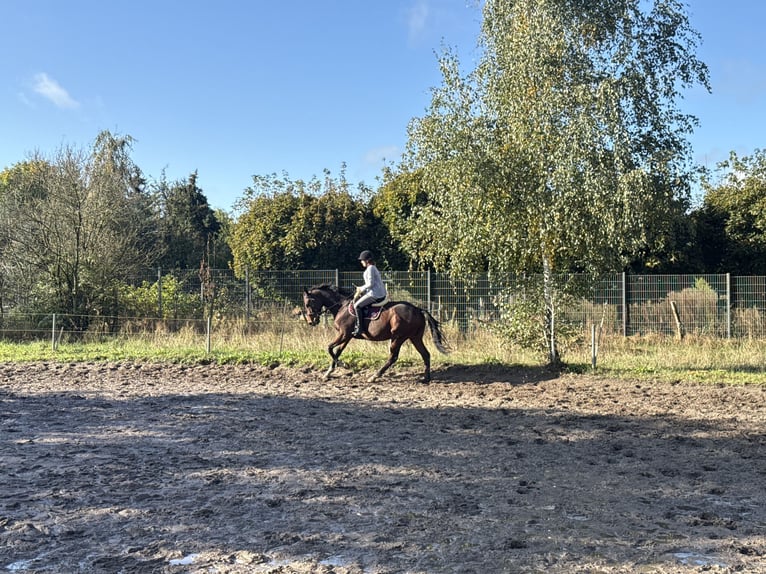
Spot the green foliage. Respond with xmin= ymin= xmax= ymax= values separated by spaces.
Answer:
xmin=392 ymin=0 xmax=709 ymax=363
xmin=696 ymin=150 xmax=766 ymax=274
xmin=490 ymin=291 xmax=546 ymax=352
xmin=399 ymin=0 xmax=709 ymax=277
xmin=372 ymin=169 xmax=430 ymax=267
xmin=153 ymin=170 xmax=224 ymax=269
xmin=0 ymin=131 xmax=157 ymax=326
xmin=694 ymin=276 xmax=714 ymax=293
xmin=489 ymin=278 xmax=583 ymax=361
xmin=210 ymin=209 xmax=234 ymax=268
xmin=119 ymin=276 xmax=204 ymax=319
xmin=230 ymin=168 xmax=405 ymax=274
xmin=0 ymin=131 xmax=234 ymax=325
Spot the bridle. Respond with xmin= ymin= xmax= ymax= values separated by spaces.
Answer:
xmin=303 ymin=291 xmax=343 ymax=326
xmin=303 ymin=295 xmax=323 ymax=325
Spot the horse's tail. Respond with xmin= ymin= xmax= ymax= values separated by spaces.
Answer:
xmin=422 ymin=308 xmax=449 ymax=354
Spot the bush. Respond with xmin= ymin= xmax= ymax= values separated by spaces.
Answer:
xmin=118 ymin=276 xmax=204 ymax=319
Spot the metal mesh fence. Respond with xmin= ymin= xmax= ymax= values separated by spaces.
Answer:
xmin=733 ymin=275 xmax=766 ymax=338
xmin=1 ymin=269 xmax=765 ymax=340
xmin=625 ymin=274 xmax=728 ymax=337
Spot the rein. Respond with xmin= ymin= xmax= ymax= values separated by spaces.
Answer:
xmin=321 ymin=300 xmax=343 ymax=314
xmin=309 ymin=288 xmax=348 ymax=317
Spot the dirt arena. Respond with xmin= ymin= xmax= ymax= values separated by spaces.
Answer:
xmin=1 ymin=361 xmax=765 ymax=573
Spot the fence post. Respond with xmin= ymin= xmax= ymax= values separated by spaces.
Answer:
xmin=51 ymin=313 xmax=56 ymax=351
xmin=726 ymin=273 xmax=732 ymax=339
xmin=591 ymin=324 xmax=597 ymax=369
xmin=621 ymin=271 xmax=629 ymax=337
xmin=245 ymin=266 xmax=251 ymax=320
xmin=427 ymin=269 xmax=432 ymax=311
xmin=335 ymin=269 xmax=339 ymax=288
xmin=206 ymin=315 xmax=212 ymax=354
xmin=157 ymin=267 xmax=163 ymax=318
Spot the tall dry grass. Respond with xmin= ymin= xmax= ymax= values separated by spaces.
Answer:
xmin=2 ymin=313 xmax=764 ymax=385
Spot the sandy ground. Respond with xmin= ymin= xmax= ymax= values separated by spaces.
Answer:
xmin=1 ymin=361 xmax=765 ymax=573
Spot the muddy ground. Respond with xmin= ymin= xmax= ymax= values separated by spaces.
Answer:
xmin=1 ymin=361 xmax=765 ymax=573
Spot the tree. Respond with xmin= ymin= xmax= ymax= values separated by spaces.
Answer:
xmin=694 ymin=150 xmax=766 ymax=274
xmin=154 ymin=171 xmax=222 ymax=269
xmin=231 ymin=179 xmax=304 ymax=272
xmin=0 ymin=131 xmax=157 ymax=326
xmin=230 ymin=169 xmax=403 ymax=275
xmin=210 ymin=208 xmax=234 ymax=269
xmin=0 ymin=159 xmax=51 ymax=315
xmin=396 ymin=0 xmax=709 ymax=362
xmin=372 ymin=168 xmax=432 ymax=269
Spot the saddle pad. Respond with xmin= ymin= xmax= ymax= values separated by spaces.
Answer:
xmin=348 ymin=303 xmax=384 ymax=320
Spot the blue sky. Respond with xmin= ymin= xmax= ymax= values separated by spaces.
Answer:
xmin=1 ymin=1 xmax=764 ymax=210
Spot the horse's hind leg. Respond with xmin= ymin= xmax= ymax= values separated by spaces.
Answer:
xmin=370 ymin=338 xmax=404 ymax=382
xmin=410 ymin=334 xmax=432 ymax=383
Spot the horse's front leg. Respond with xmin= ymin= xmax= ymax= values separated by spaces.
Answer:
xmin=325 ymin=343 xmax=338 ymax=379
xmin=325 ymin=335 xmax=351 ymax=379
xmin=333 ymin=340 xmax=352 ymax=369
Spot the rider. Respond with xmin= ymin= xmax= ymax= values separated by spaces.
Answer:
xmin=352 ymin=250 xmax=387 ymax=337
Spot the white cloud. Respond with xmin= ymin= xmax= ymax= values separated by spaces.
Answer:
xmin=407 ymin=0 xmax=430 ymax=42
xmin=32 ymin=73 xmax=79 ymax=109
xmin=17 ymin=91 xmax=34 ymax=108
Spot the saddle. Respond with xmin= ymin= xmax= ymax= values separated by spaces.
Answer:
xmin=348 ymin=297 xmax=390 ymax=321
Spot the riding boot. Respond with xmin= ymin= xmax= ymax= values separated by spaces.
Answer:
xmin=352 ymin=313 xmax=363 ymax=338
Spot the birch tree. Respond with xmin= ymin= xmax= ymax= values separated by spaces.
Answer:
xmin=398 ymin=0 xmax=709 ymax=362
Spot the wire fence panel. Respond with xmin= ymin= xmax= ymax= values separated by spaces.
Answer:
xmin=563 ymin=273 xmax=621 ymax=336
xmin=2 ymin=269 xmax=766 ymax=341
xmin=627 ymin=274 xmax=729 ymax=337
xmin=733 ymin=275 xmax=766 ymax=338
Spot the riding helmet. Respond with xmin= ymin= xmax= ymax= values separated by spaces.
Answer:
xmin=358 ymin=250 xmax=373 ymax=261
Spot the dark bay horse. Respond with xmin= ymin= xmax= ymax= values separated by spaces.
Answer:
xmin=302 ymin=284 xmax=448 ymax=383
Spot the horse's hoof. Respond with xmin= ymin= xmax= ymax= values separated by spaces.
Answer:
xmin=367 ymin=374 xmax=379 ymax=383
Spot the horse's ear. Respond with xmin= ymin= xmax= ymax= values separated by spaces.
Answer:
xmin=303 ymin=288 xmax=308 ymax=295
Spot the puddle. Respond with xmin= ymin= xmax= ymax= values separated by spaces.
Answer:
xmin=673 ymin=552 xmax=727 ymax=567
xmin=249 ymin=555 xmax=358 ymax=572
xmin=163 ymin=553 xmax=360 ymax=572
xmin=6 ymin=560 xmax=34 ymax=572
xmin=168 ymin=553 xmax=199 ymax=566
xmin=252 ymin=559 xmax=292 ymax=573
xmin=320 ymin=555 xmax=351 ymax=567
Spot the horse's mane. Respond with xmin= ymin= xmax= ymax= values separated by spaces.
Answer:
xmin=309 ymin=283 xmax=354 ymax=299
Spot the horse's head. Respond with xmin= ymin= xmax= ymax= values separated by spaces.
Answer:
xmin=302 ymin=284 xmax=345 ymax=326
xmin=302 ymin=288 xmax=324 ymax=326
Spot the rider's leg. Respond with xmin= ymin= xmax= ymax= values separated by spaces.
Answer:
xmin=352 ymin=294 xmax=374 ymax=337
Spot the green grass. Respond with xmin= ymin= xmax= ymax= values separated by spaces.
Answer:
xmin=586 ymin=334 xmax=766 ymax=385
xmin=1 ymin=325 xmax=765 ymax=385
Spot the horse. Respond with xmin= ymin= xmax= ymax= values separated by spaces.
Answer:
xmin=302 ymin=283 xmax=449 ymax=383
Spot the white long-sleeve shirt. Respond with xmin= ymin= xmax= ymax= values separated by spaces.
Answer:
xmin=360 ymin=264 xmax=387 ymax=299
